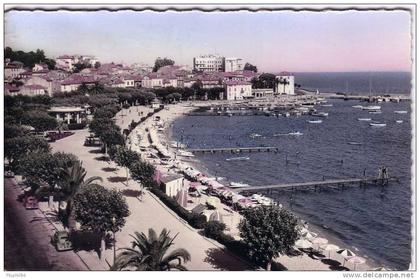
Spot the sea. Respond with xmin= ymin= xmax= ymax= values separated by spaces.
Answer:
xmin=170 ymin=72 xmax=413 ymax=270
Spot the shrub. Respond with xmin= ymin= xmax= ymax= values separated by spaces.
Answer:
xmin=203 ymin=221 xmax=226 ymax=239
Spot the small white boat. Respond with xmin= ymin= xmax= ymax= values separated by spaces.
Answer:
xmin=370 ymin=123 xmax=387 ymax=127
xmin=348 ymin=141 xmax=363 ymax=145
xmin=321 ymin=104 xmax=333 ymax=107
xmin=250 ymin=133 xmax=262 ymax=138
xmin=394 ymin=111 xmax=408 ymax=114
xmin=358 ymin=118 xmax=372 ymax=121
xmin=363 ymin=105 xmax=381 ymax=110
xmin=178 ymin=150 xmax=195 ymax=157
xmin=230 ymin=182 xmax=250 ymax=188
xmin=352 ymin=105 xmax=364 ymax=109
xmin=369 ymin=110 xmax=382 ymax=114
xmin=308 ymin=120 xmax=323 ymax=124
xmin=288 ymin=131 xmax=303 ymax=136
xmin=226 ymin=156 xmax=250 ymax=161
xmin=170 ymin=141 xmax=187 ymax=149
xmin=396 ymin=120 xmax=403 ymax=124
xmin=312 ymin=112 xmax=329 ymax=117
xmin=284 ymin=112 xmax=291 ymax=117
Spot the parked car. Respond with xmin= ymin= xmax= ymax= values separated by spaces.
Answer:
xmin=4 ymin=170 xmax=15 ymax=178
xmin=23 ymin=196 xmax=39 ymax=209
xmin=51 ymin=231 xmax=73 ymax=251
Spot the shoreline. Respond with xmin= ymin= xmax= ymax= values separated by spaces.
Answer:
xmin=136 ymin=101 xmax=374 ymax=271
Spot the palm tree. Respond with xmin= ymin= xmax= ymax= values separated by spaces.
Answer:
xmin=111 ymin=228 xmax=191 ymax=271
xmin=59 ymin=161 xmax=103 ymax=228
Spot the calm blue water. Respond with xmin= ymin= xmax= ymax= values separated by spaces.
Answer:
xmin=171 ymin=99 xmax=413 ymax=270
xmin=295 ymin=72 xmax=412 ymax=95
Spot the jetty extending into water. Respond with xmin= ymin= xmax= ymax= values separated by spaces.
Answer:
xmin=189 ymin=146 xmax=279 ymax=154
xmin=233 ymin=176 xmax=397 ymax=193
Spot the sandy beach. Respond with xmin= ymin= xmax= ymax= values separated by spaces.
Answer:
xmin=125 ymin=101 xmax=372 ymax=271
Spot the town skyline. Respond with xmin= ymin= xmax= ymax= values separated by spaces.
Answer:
xmin=5 ymin=9 xmax=412 ymax=73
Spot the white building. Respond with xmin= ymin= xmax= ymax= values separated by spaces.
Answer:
xmin=142 ymin=74 xmax=163 ymax=88
xmin=48 ymin=106 xmax=86 ymax=124
xmin=55 ymin=55 xmax=79 ymax=72
xmin=4 ymin=61 xmax=25 ymax=79
xmin=275 ymin=72 xmax=295 ymax=95
xmin=25 ymin=76 xmax=55 ymax=96
xmin=20 ymin=84 xmax=47 ymax=96
xmin=193 ymin=54 xmax=224 ymax=72
xmin=224 ymin=81 xmax=253 ymax=101
xmin=225 ymin=57 xmax=243 ymax=72
xmin=160 ymin=174 xmax=184 ymax=197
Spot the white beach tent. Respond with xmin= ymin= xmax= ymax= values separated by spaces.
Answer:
xmin=311 ymin=237 xmax=328 ymax=250
xmin=346 ymin=256 xmax=366 ymax=271
xmin=319 ymin=244 xmax=340 ymax=258
xmin=336 ymin=248 xmax=356 ymax=265
xmin=209 ymin=210 xmax=223 ymax=223
xmin=294 ymin=239 xmax=313 ymax=249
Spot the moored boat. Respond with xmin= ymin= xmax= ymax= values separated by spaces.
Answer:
xmin=226 ymin=156 xmax=250 ymax=161
xmin=394 ymin=110 xmax=408 ymax=114
xmin=358 ymin=118 xmax=372 ymax=121
xmin=230 ymin=182 xmax=250 ymax=188
xmin=308 ymin=120 xmax=323 ymax=124
xmin=396 ymin=120 xmax=403 ymax=124
xmin=370 ymin=123 xmax=386 ymax=127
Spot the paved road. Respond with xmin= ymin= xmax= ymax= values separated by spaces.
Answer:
xmin=4 ymin=178 xmax=88 ymax=271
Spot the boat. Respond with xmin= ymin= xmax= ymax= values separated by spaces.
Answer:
xmin=352 ymin=105 xmax=364 ymax=109
xmin=178 ymin=150 xmax=195 ymax=157
xmin=347 ymin=142 xmax=362 ymax=146
xmin=358 ymin=118 xmax=372 ymax=121
xmin=250 ymin=133 xmax=262 ymax=138
xmin=396 ymin=120 xmax=403 ymax=124
xmin=308 ymin=120 xmax=323 ymax=124
xmin=362 ymin=105 xmax=381 ymax=110
xmin=321 ymin=104 xmax=333 ymax=107
xmin=394 ymin=110 xmax=408 ymax=114
xmin=370 ymin=123 xmax=387 ymax=127
xmin=226 ymin=156 xmax=250 ymax=161
xmin=288 ymin=131 xmax=303 ymax=136
xmin=170 ymin=141 xmax=187 ymax=149
xmin=230 ymin=182 xmax=250 ymax=188
xmin=369 ymin=110 xmax=382 ymax=114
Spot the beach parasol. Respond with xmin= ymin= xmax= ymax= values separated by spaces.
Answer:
xmin=336 ymin=248 xmax=356 ymax=265
xmin=311 ymin=237 xmax=328 ymax=250
xmin=346 ymin=256 xmax=366 ymax=270
xmin=175 ymin=189 xmax=188 ymax=207
xmin=319 ymin=244 xmax=340 ymax=258
xmin=294 ymin=239 xmax=313 ymax=249
xmin=302 ymin=231 xmax=318 ymax=241
xmin=206 ymin=197 xmax=220 ymax=208
xmin=209 ymin=210 xmax=223 ymax=222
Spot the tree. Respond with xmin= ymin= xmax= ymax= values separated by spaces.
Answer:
xmin=238 ymin=206 xmax=299 ymax=270
xmin=153 ymin=57 xmax=175 ymax=72
xmin=58 ymin=161 xmax=103 ymax=228
xmin=203 ymin=220 xmax=226 ymax=239
xmin=94 ymin=61 xmax=101 ymax=69
xmin=74 ymin=184 xmax=130 ymax=257
xmin=5 ymin=135 xmax=51 ymax=169
xmin=21 ymin=110 xmax=58 ymax=132
xmin=244 ymin=62 xmax=258 ymax=73
xmin=129 ymin=160 xmax=156 ymax=189
xmin=4 ymin=124 xmax=27 ymax=139
xmin=111 ymin=228 xmax=191 ymax=271
xmin=114 ymin=146 xmax=140 ymax=187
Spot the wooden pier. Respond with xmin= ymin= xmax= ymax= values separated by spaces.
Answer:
xmin=233 ymin=176 xmax=398 ymax=193
xmin=189 ymin=146 xmax=279 ymax=154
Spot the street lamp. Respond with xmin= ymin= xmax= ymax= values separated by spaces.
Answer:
xmin=111 ymin=217 xmax=117 ymax=265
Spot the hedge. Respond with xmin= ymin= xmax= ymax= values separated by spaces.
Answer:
xmin=149 ymin=186 xmax=207 ymax=229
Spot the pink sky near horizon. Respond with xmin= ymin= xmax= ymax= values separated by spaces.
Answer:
xmin=5 ymin=9 xmax=413 ymax=72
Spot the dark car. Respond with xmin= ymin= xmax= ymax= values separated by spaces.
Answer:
xmin=51 ymin=231 xmax=73 ymax=251
xmin=23 ymin=196 xmax=39 ymax=210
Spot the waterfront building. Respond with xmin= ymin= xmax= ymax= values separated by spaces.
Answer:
xmin=193 ymin=54 xmax=224 ymax=72
xmin=275 ymin=72 xmax=295 ymax=95
xmin=224 ymin=81 xmax=253 ymax=100
xmin=224 ymin=57 xmax=243 ymax=72
xmin=48 ymin=106 xmax=87 ymax=125
xmin=253 ymin=88 xmax=274 ymax=99
xmin=160 ymin=174 xmax=185 ymax=197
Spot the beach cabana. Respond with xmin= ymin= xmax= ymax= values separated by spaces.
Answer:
xmin=319 ymin=244 xmax=340 ymax=258
xmin=294 ymin=239 xmax=313 ymax=249
xmin=209 ymin=210 xmax=223 ymax=223
xmin=176 ymin=189 xmax=188 ymax=207
xmin=302 ymin=231 xmax=318 ymax=241
xmin=346 ymin=256 xmax=366 ymax=270
xmin=336 ymin=248 xmax=356 ymax=265
xmin=191 ymin=204 xmax=207 ymax=215
xmin=311 ymin=237 xmax=328 ymax=250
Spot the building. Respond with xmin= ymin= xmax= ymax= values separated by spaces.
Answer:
xmin=32 ymin=63 xmax=49 ymax=72
xmin=25 ymin=76 xmax=55 ymax=96
xmin=275 ymin=72 xmax=295 ymax=95
xmin=60 ymin=75 xmax=96 ymax=92
xmin=160 ymin=174 xmax=184 ymax=197
xmin=142 ymin=73 xmax=163 ymax=88
xmin=48 ymin=106 xmax=87 ymax=125
xmin=20 ymin=84 xmax=47 ymax=96
xmin=224 ymin=81 xmax=253 ymax=100
xmin=4 ymin=84 xmax=21 ymax=96
xmin=193 ymin=54 xmax=224 ymax=72
xmin=55 ymin=55 xmax=79 ymax=72
xmin=5 ymin=61 xmax=25 ymax=79
xmin=253 ymin=88 xmax=274 ymax=99
xmin=224 ymin=57 xmax=243 ymax=72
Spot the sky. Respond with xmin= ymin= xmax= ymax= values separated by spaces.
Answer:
xmin=4 ymin=9 xmax=412 ymax=72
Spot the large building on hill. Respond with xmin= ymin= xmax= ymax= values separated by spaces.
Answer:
xmin=224 ymin=57 xmax=243 ymax=72
xmin=193 ymin=54 xmax=224 ymax=72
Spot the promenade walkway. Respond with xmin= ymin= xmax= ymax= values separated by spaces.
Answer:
xmin=51 ymin=105 xmax=251 ymax=271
